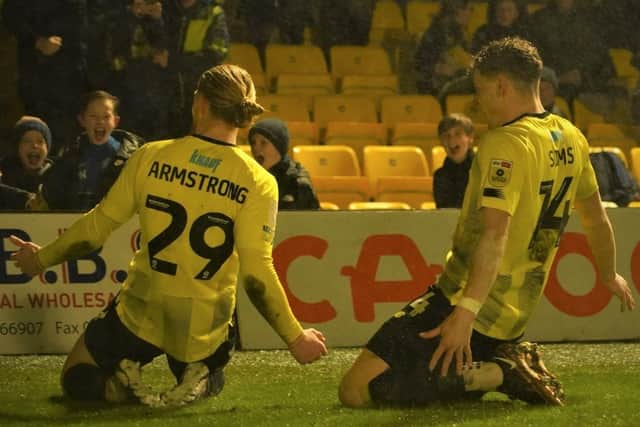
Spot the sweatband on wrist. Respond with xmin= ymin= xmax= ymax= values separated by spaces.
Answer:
xmin=457 ymin=297 xmax=482 ymax=315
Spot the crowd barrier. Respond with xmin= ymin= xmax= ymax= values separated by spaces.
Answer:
xmin=1 ymin=209 xmax=639 ymax=354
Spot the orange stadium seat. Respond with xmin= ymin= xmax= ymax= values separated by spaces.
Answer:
xmin=406 ymin=0 xmax=440 ymax=38
xmin=348 ymin=201 xmax=412 ymax=210
xmin=380 ymin=95 xmax=442 ymax=128
xmin=258 ymin=94 xmax=311 ymax=122
xmin=312 ymin=95 xmax=378 ymax=129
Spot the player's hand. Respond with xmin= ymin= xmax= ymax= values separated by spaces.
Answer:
xmin=419 ymin=307 xmax=475 ymax=376
xmin=288 ymin=328 xmax=328 ymax=364
xmin=8 ymin=235 xmax=43 ymax=277
xmin=602 ymin=273 xmax=636 ymax=311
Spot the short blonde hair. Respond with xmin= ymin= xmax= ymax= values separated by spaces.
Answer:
xmin=196 ymin=64 xmax=264 ymax=128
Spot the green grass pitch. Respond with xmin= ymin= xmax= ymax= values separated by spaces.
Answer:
xmin=1 ymin=343 xmax=639 ymax=427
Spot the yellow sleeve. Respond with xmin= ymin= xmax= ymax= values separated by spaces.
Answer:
xmin=476 ymin=134 xmax=524 ymax=215
xmin=235 ymin=172 xmax=303 ymax=345
xmin=37 ymin=147 xmax=144 ymax=268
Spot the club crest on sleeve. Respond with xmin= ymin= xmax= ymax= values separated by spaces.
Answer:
xmin=489 ymin=159 xmax=512 ymax=187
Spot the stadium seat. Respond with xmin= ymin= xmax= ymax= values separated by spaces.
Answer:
xmin=420 ymin=201 xmax=436 ymax=210
xmin=312 ymin=95 xmax=378 ymax=129
xmin=287 ymin=121 xmax=319 ymax=148
xmin=406 ymin=0 xmax=440 ymax=38
xmin=572 ymin=98 xmax=605 ymax=132
xmin=340 ymin=74 xmax=399 ymax=107
xmin=609 ymin=48 xmax=639 ymax=90
xmin=553 ymin=97 xmax=572 ymax=120
xmin=465 ymin=2 xmax=487 ymax=42
xmin=527 ymin=2 xmax=545 ymax=14
xmin=258 ymin=95 xmax=311 ymax=122
xmin=589 ymin=146 xmax=629 ymax=168
xmin=474 ymin=123 xmax=489 ymax=137
xmin=313 ymin=176 xmax=372 ymax=208
xmin=364 ymin=145 xmax=432 ymax=207
xmin=380 ymin=95 xmax=442 ymax=129
xmin=324 ymin=122 xmax=387 ymax=167
xmin=265 ymin=44 xmax=328 ymax=86
xmin=391 ymin=122 xmax=440 ymax=169
xmin=631 ymin=147 xmax=640 ymax=182
xmin=589 ymin=137 xmax=637 ymax=159
xmin=293 ymin=145 xmax=361 ymax=176
xmin=368 ymin=0 xmax=406 ymax=45
xmin=227 ymin=43 xmax=266 ymax=94
xmin=348 ymin=201 xmax=412 ymax=210
xmin=330 ymin=46 xmax=393 ymax=78
xmin=319 ymin=201 xmax=340 ymax=210
xmin=587 ymin=123 xmax=632 ymax=140
xmin=275 ymin=73 xmax=334 ymax=108
xmin=444 ymin=94 xmax=488 ymax=124
xmin=431 ymin=145 xmax=446 ymax=172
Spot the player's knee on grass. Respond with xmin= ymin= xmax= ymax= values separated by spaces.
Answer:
xmin=62 ymin=363 xmax=107 ymax=400
xmin=338 ymin=375 xmax=369 ymax=408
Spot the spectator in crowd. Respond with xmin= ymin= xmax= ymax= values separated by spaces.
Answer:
xmin=471 ymin=0 xmax=529 ymax=53
xmin=1 ymin=0 xmax=89 ymax=155
xmin=9 ymin=63 xmax=327 ymax=407
xmin=0 ymin=116 xmax=54 ymax=210
xmin=415 ymin=0 xmax=473 ymax=95
xmin=528 ymin=0 xmax=615 ymax=103
xmin=164 ymin=0 xmax=230 ymax=136
xmin=109 ymin=0 xmax=172 ymax=140
xmin=540 ymin=66 xmax=569 ymax=119
xmin=31 ymin=90 xmax=144 ymax=211
xmin=249 ymin=118 xmax=320 ymax=210
xmin=433 ymin=114 xmax=475 ymax=209
xmin=237 ymin=0 xmax=310 ymax=66
xmin=313 ymin=0 xmax=375 ymax=61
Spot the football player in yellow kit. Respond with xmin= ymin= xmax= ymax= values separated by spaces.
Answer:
xmin=338 ymin=38 xmax=635 ymax=408
xmin=10 ymin=64 xmax=327 ymax=407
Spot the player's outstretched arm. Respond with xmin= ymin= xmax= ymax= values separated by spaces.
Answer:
xmin=574 ymin=192 xmax=636 ymax=311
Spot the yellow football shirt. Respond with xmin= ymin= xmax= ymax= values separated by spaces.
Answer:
xmin=437 ymin=112 xmax=598 ymax=340
xmin=38 ymin=135 xmax=303 ymax=362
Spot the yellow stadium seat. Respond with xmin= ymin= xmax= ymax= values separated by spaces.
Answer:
xmin=276 ymin=73 xmax=334 ymax=98
xmin=527 ymin=2 xmax=545 ymax=14
xmin=312 ymin=95 xmax=378 ymax=128
xmin=431 ymin=145 xmax=447 ymax=172
xmin=348 ymin=201 xmax=412 ymax=210
xmin=369 ymin=0 xmax=406 ymax=45
xmin=287 ymin=121 xmax=319 ymax=147
xmin=340 ymin=74 xmax=399 ymax=106
xmin=631 ymin=147 xmax=640 ymax=182
xmin=628 ymin=201 xmax=640 ymax=208
xmin=572 ymin=98 xmax=605 ymax=132
xmin=444 ymin=94 xmax=488 ymax=124
xmin=364 ymin=146 xmax=432 ymax=206
xmin=313 ymin=176 xmax=372 ymax=208
xmin=293 ymin=145 xmax=362 ymax=176
xmin=609 ymin=48 xmax=639 ymax=90
xmin=319 ymin=201 xmax=340 ymax=210
xmin=330 ymin=46 xmax=392 ymax=78
xmin=589 ymin=146 xmax=629 ymax=168
xmin=380 ymin=95 xmax=442 ymax=128
xmin=391 ymin=122 xmax=440 ymax=169
xmin=265 ymin=44 xmax=328 ymax=85
xmin=420 ymin=201 xmax=436 ymax=210
xmin=227 ymin=43 xmax=266 ymax=94
xmin=465 ymin=2 xmax=487 ymax=43
xmin=258 ymin=94 xmax=310 ymax=122
xmin=553 ymin=96 xmax=572 ymax=120
xmin=587 ymin=123 xmax=632 ymax=140
xmin=325 ymin=122 xmax=387 ymax=167
xmin=406 ymin=0 xmax=440 ymax=37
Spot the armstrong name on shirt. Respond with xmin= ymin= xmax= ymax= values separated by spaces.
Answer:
xmin=147 ymin=160 xmax=248 ymax=204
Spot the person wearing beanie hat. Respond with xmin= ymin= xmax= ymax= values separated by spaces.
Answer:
xmin=249 ymin=118 xmax=320 ymax=210
xmin=0 ymin=116 xmax=55 ymax=209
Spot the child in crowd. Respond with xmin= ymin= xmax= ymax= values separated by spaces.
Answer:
xmin=433 ymin=114 xmax=475 ymax=209
xmin=0 ymin=116 xmax=55 ymax=210
xmin=32 ymin=90 xmax=144 ymax=211
xmin=249 ymin=118 xmax=319 ymax=210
